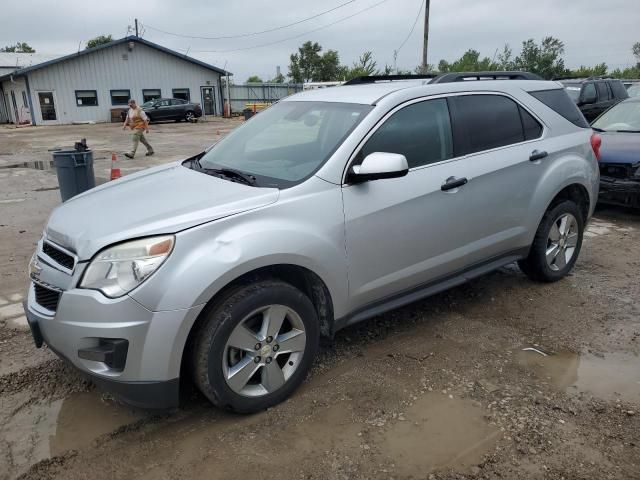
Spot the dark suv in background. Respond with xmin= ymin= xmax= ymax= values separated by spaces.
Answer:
xmin=559 ymin=77 xmax=629 ymax=122
xmin=142 ymin=98 xmax=203 ymax=123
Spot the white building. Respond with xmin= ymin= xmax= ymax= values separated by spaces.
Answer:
xmin=0 ymin=36 xmax=228 ymax=125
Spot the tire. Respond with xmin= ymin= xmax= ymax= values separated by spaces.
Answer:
xmin=192 ymin=280 xmax=319 ymax=413
xmin=518 ymin=200 xmax=584 ymax=282
xmin=185 ymin=111 xmax=195 ymax=122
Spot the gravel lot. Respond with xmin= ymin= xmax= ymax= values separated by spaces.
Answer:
xmin=0 ymin=121 xmax=638 ymax=480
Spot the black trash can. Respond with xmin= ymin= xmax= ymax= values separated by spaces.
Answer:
xmin=243 ymin=108 xmax=254 ymax=120
xmin=52 ymin=149 xmax=96 ymax=202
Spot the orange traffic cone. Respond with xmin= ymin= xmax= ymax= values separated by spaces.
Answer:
xmin=110 ymin=153 xmax=121 ymax=180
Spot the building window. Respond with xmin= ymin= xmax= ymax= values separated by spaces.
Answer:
xmin=75 ymin=90 xmax=98 ymax=106
xmin=142 ymin=89 xmax=161 ymax=103
xmin=21 ymin=91 xmax=28 ymax=108
xmin=110 ymin=89 xmax=131 ymax=106
xmin=172 ymin=88 xmax=190 ymax=101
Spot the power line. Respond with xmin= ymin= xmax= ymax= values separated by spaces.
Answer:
xmin=395 ymin=0 xmax=423 ymax=55
xmin=143 ymin=0 xmax=356 ymax=41
xmin=184 ymin=0 xmax=392 ymax=53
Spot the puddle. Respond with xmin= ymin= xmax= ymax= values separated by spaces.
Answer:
xmin=0 ymin=160 xmax=55 ymax=171
xmin=378 ymin=394 xmax=499 ymax=475
xmin=517 ymin=350 xmax=640 ymax=403
xmin=1 ymin=390 xmax=144 ymax=477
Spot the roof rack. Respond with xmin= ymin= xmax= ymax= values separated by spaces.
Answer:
xmin=429 ymin=71 xmax=543 ymax=83
xmin=343 ymin=74 xmax=437 ymax=85
xmin=552 ymin=75 xmax=613 ymax=81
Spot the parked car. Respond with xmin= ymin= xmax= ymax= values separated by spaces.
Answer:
xmin=592 ymin=97 xmax=640 ymax=208
xmin=142 ymin=98 xmax=202 ymax=122
xmin=24 ymin=72 xmax=600 ymax=413
xmin=559 ymin=77 xmax=628 ymax=122
xmin=626 ymin=83 xmax=640 ymax=98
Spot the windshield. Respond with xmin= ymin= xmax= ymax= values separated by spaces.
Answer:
xmin=592 ymin=101 xmax=640 ymax=132
xmin=627 ymin=84 xmax=640 ymax=98
xmin=562 ymin=84 xmax=581 ymax=103
xmin=199 ymin=101 xmax=372 ymax=188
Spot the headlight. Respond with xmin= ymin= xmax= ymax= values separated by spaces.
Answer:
xmin=80 ymin=235 xmax=174 ymax=298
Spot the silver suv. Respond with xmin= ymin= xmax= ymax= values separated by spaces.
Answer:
xmin=24 ymin=72 xmax=600 ymax=412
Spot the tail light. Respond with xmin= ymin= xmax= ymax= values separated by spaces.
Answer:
xmin=590 ymin=132 xmax=602 ymax=161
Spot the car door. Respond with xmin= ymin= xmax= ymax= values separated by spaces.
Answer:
xmin=169 ymin=99 xmax=184 ymax=119
xmin=342 ymin=93 xmax=545 ymax=312
xmin=154 ymin=99 xmax=171 ymax=120
xmin=595 ymin=82 xmax=615 ymax=118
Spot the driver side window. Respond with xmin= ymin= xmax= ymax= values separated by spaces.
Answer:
xmin=357 ymin=98 xmax=453 ymax=169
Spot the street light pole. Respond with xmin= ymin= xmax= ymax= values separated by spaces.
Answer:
xmin=422 ymin=0 xmax=430 ymax=70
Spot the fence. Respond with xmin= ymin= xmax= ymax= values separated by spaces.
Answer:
xmin=229 ymin=83 xmax=303 ymax=112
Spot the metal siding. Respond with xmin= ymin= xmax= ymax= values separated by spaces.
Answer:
xmin=26 ymin=42 xmax=221 ymax=124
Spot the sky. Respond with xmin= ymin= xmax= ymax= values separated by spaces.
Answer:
xmin=1 ymin=0 xmax=638 ymax=82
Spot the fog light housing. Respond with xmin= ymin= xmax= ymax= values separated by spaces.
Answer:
xmin=78 ymin=338 xmax=129 ymax=371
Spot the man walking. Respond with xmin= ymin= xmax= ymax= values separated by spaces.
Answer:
xmin=122 ymin=99 xmax=154 ymax=158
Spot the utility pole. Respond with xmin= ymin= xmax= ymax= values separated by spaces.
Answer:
xmin=135 ymin=18 xmax=139 ymax=37
xmin=422 ymin=0 xmax=430 ymax=70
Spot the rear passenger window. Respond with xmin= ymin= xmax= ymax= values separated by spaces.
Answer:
xmin=529 ymin=89 xmax=590 ymax=128
xmin=596 ymin=82 xmax=610 ymax=101
xmin=451 ymin=95 xmax=525 ymax=155
xmin=358 ymin=98 xmax=453 ymax=169
xmin=609 ymin=81 xmax=629 ymax=99
xmin=519 ymin=107 xmax=543 ymax=140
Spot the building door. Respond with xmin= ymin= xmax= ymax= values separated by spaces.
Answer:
xmin=38 ymin=91 xmax=59 ymax=124
xmin=201 ymin=87 xmax=215 ymax=115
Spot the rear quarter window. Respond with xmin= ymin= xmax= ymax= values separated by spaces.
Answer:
xmin=609 ymin=81 xmax=629 ymax=99
xmin=529 ymin=89 xmax=590 ymax=128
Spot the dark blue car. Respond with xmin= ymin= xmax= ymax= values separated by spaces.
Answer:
xmin=591 ymin=97 xmax=640 ymax=209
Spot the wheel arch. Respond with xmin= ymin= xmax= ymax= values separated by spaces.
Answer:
xmin=180 ymin=263 xmax=335 ymax=379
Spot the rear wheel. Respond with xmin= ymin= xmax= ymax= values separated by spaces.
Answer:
xmin=192 ymin=280 xmax=319 ymax=413
xmin=518 ymin=200 xmax=584 ymax=282
xmin=185 ymin=111 xmax=196 ymax=122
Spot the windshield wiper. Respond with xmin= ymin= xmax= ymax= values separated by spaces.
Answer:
xmin=204 ymin=167 xmax=258 ymax=186
xmin=615 ymin=129 xmax=640 ymax=133
xmin=591 ymin=127 xmax=605 ymax=132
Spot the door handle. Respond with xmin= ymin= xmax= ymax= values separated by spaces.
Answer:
xmin=441 ymin=176 xmax=468 ymax=191
xmin=529 ymin=150 xmax=548 ymax=162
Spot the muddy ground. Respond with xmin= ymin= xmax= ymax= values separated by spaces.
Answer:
xmin=0 ymin=122 xmax=639 ymax=480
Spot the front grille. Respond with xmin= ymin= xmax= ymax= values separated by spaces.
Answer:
xmin=34 ymin=284 xmax=61 ymax=311
xmin=600 ymin=163 xmax=633 ymax=180
xmin=43 ymin=241 xmax=75 ymax=270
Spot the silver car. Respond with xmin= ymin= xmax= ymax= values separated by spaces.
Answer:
xmin=24 ymin=72 xmax=600 ymax=412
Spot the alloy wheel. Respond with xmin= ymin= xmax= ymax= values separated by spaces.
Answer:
xmin=223 ymin=305 xmax=307 ymax=397
xmin=546 ymin=213 xmax=579 ymax=271
xmin=185 ymin=112 xmax=195 ymax=122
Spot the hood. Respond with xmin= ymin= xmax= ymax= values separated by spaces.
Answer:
xmin=599 ymin=132 xmax=640 ymax=165
xmin=45 ymin=162 xmax=279 ymax=260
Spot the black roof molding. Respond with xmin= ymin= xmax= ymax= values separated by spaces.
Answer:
xmin=429 ymin=71 xmax=543 ymax=83
xmin=0 ymin=36 xmax=230 ymax=81
xmin=343 ymin=74 xmax=437 ymax=85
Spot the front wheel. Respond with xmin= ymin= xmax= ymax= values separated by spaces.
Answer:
xmin=518 ymin=200 xmax=584 ymax=282
xmin=192 ymin=280 xmax=319 ymax=413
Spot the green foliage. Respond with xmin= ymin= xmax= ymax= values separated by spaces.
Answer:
xmin=288 ymin=41 xmax=342 ymax=82
xmin=86 ymin=35 xmax=113 ymax=50
xmin=513 ymin=37 xmax=567 ymax=79
xmin=438 ymin=49 xmax=498 ymax=73
xmin=269 ymin=73 xmax=286 ymax=83
xmin=1 ymin=42 xmax=35 ymax=53
xmin=344 ymin=51 xmax=378 ymax=80
xmin=571 ymin=63 xmax=608 ymax=78
xmin=246 ymin=75 xmax=263 ymax=83
xmin=633 ymin=42 xmax=640 ymax=64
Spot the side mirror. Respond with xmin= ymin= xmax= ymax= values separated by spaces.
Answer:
xmin=348 ymin=152 xmax=409 ymax=183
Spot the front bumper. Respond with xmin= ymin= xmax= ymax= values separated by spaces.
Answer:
xmin=599 ymin=176 xmax=640 ymax=208
xmin=24 ymin=280 xmax=203 ymax=409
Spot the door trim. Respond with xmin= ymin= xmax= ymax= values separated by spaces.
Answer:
xmin=332 ymin=247 xmax=529 ymax=334
xmin=36 ymin=90 xmax=60 ymax=125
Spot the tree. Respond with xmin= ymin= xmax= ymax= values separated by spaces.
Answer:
xmin=269 ymin=73 xmax=286 ymax=83
xmin=345 ymin=51 xmax=378 ymax=80
xmin=570 ymin=63 xmax=608 ymax=78
xmin=437 ymin=49 xmax=498 ymax=73
xmin=496 ymin=44 xmax=515 ymax=70
xmin=288 ymin=41 xmax=342 ymax=82
xmin=246 ymin=75 xmax=263 ymax=83
xmin=86 ymin=35 xmax=113 ymax=50
xmin=633 ymin=42 xmax=640 ymax=66
xmin=514 ymin=37 xmax=567 ymax=79
xmin=1 ymin=42 xmax=35 ymax=53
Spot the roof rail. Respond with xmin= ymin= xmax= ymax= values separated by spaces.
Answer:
xmin=429 ymin=71 xmax=543 ymax=84
xmin=553 ymin=75 xmax=614 ymax=81
xmin=343 ymin=74 xmax=437 ymax=85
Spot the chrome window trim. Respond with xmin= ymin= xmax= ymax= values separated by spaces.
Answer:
xmin=342 ymin=90 xmax=548 ymax=185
